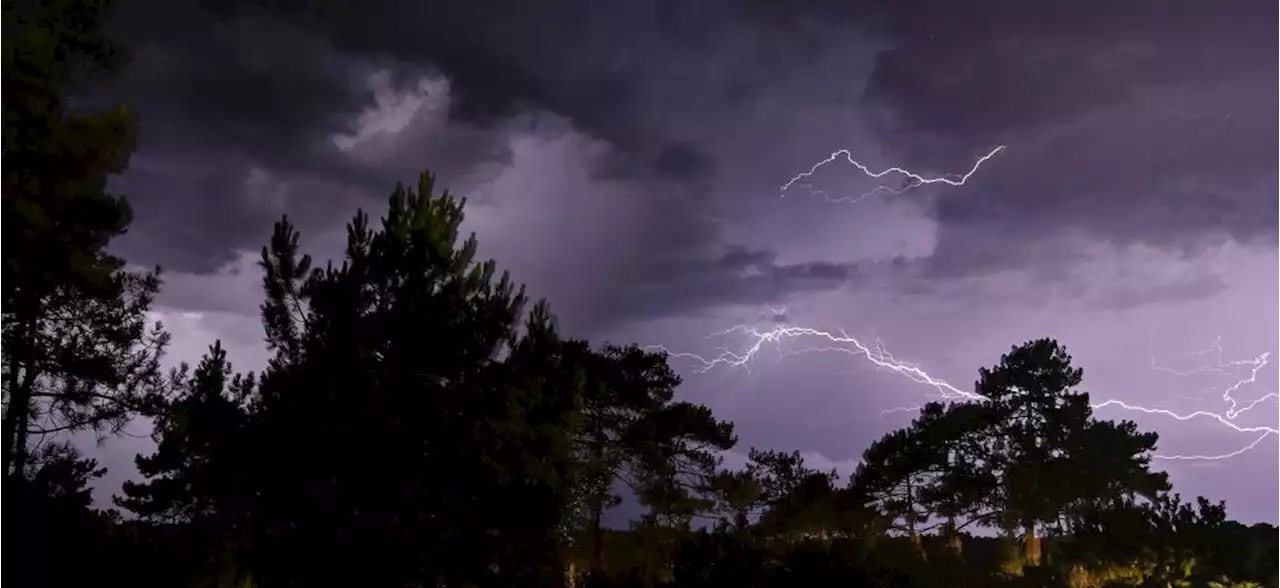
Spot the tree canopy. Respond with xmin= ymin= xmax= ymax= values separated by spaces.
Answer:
xmin=2 ymin=0 xmax=167 ymax=481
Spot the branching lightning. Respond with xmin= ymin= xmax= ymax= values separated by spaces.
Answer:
xmin=660 ymin=143 xmax=1276 ymax=463
xmin=780 ymin=145 xmax=1007 ymax=203
xmin=652 ymin=322 xmax=1277 ymax=462
xmin=653 ymin=324 xmax=979 ymax=402
xmin=1148 ymin=334 xmax=1275 ymax=421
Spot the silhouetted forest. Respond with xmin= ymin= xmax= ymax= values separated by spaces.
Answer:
xmin=3 ymin=1 xmax=1276 ymax=587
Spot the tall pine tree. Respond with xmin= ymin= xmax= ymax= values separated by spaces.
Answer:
xmin=974 ymin=338 xmax=1168 ymax=566
xmin=249 ymin=172 xmax=581 ymax=587
xmin=2 ymin=0 xmax=167 ymax=483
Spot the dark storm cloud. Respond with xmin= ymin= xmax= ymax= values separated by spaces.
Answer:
xmin=103 ymin=1 xmax=561 ymax=273
xmin=102 ymin=4 xmax=387 ymax=271
xmin=102 ymin=0 xmax=886 ymax=326
xmin=103 ymin=0 xmax=1273 ymax=325
xmin=609 ymin=247 xmax=866 ymax=322
xmin=652 ymin=141 xmax=718 ymax=182
xmin=864 ymin=0 xmax=1273 ymax=140
xmin=860 ymin=0 xmax=1278 ymax=276
xmin=195 ymin=0 xmax=866 ymax=135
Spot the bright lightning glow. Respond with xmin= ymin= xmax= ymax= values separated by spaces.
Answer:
xmin=1149 ymin=334 xmax=1275 ymax=420
xmin=780 ymin=145 xmax=1007 ymax=203
xmin=653 ymin=323 xmax=1277 ymax=461
xmin=652 ymin=325 xmax=980 ymax=402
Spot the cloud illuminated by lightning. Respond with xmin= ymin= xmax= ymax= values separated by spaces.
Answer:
xmin=668 ymin=143 xmax=1275 ymax=462
xmin=780 ymin=145 xmax=1007 ymax=203
xmin=651 ymin=323 xmax=1277 ymax=461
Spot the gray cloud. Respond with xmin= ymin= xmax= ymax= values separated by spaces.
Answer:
xmin=863 ymin=0 xmax=1273 ymax=138
xmin=107 ymin=0 xmax=1277 ymax=281
xmin=859 ymin=0 xmax=1276 ymax=273
xmin=103 ymin=0 xmax=896 ymax=331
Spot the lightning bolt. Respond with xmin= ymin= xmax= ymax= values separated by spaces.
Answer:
xmin=653 ymin=323 xmax=1277 ymax=461
xmin=780 ymin=145 xmax=1007 ymax=204
xmin=670 ymin=143 xmax=1274 ymax=462
xmin=651 ymin=324 xmax=980 ymax=402
xmin=1148 ymin=334 xmax=1275 ymax=420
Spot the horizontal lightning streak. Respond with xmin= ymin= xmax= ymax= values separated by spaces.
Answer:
xmin=653 ymin=324 xmax=1277 ymax=461
xmin=780 ymin=145 xmax=1007 ymax=203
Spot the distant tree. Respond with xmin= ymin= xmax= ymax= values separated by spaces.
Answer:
xmin=572 ymin=343 xmax=736 ymax=573
xmin=115 ymin=341 xmax=262 ymax=588
xmin=702 ymin=448 xmax=841 ymax=539
xmin=624 ymin=399 xmax=736 ymax=584
xmin=705 ymin=467 xmax=765 ymax=535
xmin=852 ymin=420 xmax=986 ymax=587
xmin=1150 ymin=496 xmax=1216 ymax=585
xmin=626 ymin=399 xmax=737 ymax=525
xmin=118 ymin=341 xmax=257 ymax=524
xmin=22 ymin=441 xmax=106 ymax=509
xmin=741 ymin=449 xmax=847 ymax=541
xmin=913 ymin=401 xmax=1003 ymax=547
xmin=845 ymin=400 xmax=1004 ymax=557
xmin=973 ymin=339 xmax=1168 ymax=567
xmin=850 ymin=425 xmax=934 ymax=541
xmin=2 ymin=0 xmax=168 ymax=481
xmin=848 ymin=339 xmax=1169 ymax=574
xmin=747 ymin=449 xmax=829 ymax=507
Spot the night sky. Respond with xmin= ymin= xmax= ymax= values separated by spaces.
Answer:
xmin=89 ymin=0 xmax=1277 ymax=523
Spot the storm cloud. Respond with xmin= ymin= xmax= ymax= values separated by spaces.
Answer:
xmin=92 ymin=0 xmax=1277 ymax=523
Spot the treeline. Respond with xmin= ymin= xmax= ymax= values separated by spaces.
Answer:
xmin=3 ymin=1 xmax=1276 ymax=587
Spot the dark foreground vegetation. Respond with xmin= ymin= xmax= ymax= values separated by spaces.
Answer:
xmin=4 ymin=1 xmax=1276 ymax=586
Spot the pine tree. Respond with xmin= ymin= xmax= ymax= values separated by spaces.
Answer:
xmin=974 ymin=338 xmax=1168 ymax=566
xmin=2 ymin=0 xmax=168 ymax=482
xmin=568 ymin=343 xmax=737 ymax=574
xmin=118 ymin=342 xmax=257 ymax=524
xmin=248 ymin=172 xmax=580 ymax=586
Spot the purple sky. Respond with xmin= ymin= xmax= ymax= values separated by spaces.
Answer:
xmin=88 ymin=0 xmax=1277 ymax=523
